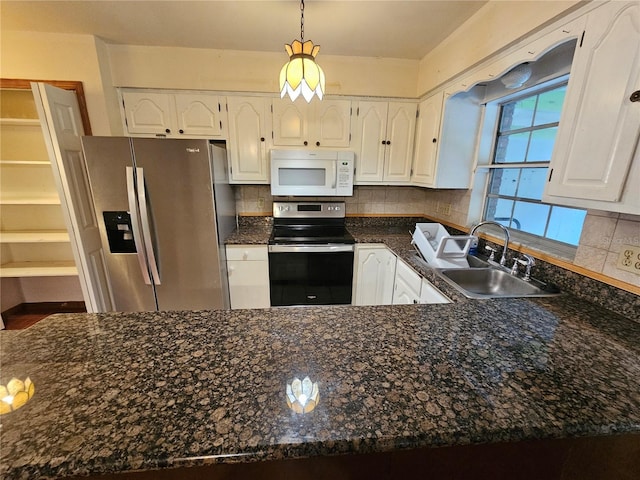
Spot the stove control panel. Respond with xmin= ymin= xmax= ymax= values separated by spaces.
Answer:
xmin=273 ymin=201 xmax=346 ymax=218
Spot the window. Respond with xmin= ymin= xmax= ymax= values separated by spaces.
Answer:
xmin=483 ymin=83 xmax=586 ymax=246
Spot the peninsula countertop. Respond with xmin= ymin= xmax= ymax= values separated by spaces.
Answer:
xmin=2 ymin=224 xmax=639 ymax=479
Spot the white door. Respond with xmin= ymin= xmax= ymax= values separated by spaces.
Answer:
xmin=121 ymin=91 xmax=174 ymax=136
xmin=174 ymin=93 xmax=225 ymax=137
xmin=353 ymin=245 xmax=397 ymax=305
xmin=227 ymin=96 xmax=270 ymax=183
xmin=545 ymin=1 xmax=640 ymax=202
xmin=392 ymin=258 xmax=422 ymax=304
xmin=384 ymin=102 xmax=416 ymax=184
xmin=354 ymin=101 xmax=387 ymax=183
xmin=272 ymin=98 xmax=309 ymax=146
xmin=412 ymin=92 xmax=444 ymax=186
xmin=313 ymin=99 xmax=352 ymax=147
xmin=32 ymin=82 xmax=113 ymax=312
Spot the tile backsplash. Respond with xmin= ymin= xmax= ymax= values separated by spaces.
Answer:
xmin=235 ymin=185 xmax=640 ymax=288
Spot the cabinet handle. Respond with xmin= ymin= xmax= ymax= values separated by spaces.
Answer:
xmin=179 ymin=129 xmax=184 ymax=134
xmin=381 ymin=140 xmax=386 ymax=145
xmin=303 ymin=141 xmax=308 ymax=146
xmin=316 ymin=141 xmax=320 ymax=146
xmin=630 ymin=90 xmax=640 ymax=103
xmin=260 ymin=137 xmax=265 ymax=142
xmin=386 ymin=140 xmax=391 ymax=145
xmin=432 ymin=138 xmax=437 ymax=143
xmin=165 ymin=128 xmax=171 ymax=134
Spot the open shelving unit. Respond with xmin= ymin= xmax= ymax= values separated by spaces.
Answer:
xmin=0 ymin=88 xmax=78 ymax=279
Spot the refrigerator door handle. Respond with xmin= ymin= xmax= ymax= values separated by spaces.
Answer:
xmin=126 ymin=166 xmax=152 ymax=285
xmin=135 ymin=167 xmax=162 ymax=285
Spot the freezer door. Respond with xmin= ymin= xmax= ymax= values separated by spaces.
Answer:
xmin=81 ymin=136 xmax=157 ymax=311
xmin=131 ymin=138 xmax=226 ymax=310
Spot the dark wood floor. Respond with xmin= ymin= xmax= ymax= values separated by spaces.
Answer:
xmin=2 ymin=302 xmax=86 ymax=330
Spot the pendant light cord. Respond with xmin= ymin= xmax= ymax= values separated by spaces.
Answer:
xmin=300 ymin=0 xmax=305 ymax=42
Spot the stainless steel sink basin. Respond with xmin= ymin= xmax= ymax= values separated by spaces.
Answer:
xmin=437 ymin=267 xmax=561 ymax=299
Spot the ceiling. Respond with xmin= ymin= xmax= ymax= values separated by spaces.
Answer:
xmin=1 ymin=0 xmax=489 ymax=60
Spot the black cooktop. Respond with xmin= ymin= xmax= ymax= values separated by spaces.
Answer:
xmin=269 ymin=223 xmax=355 ymax=245
xmin=269 ymin=201 xmax=355 ymax=245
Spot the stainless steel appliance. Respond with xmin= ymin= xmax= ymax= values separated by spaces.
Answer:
xmin=270 ymin=149 xmax=354 ymax=196
xmin=81 ymin=137 xmax=236 ymax=312
xmin=268 ymin=201 xmax=355 ymax=306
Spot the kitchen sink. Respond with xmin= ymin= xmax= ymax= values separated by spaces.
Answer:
xmin=436 ymin=266 xmax=561 ymax=299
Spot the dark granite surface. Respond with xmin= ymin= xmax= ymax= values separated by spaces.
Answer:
xmin=2 ymin=219 xmax=639 ymax=479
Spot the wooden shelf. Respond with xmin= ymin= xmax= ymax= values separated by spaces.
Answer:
xmin=0 ymin=261 xmax=78 ymax=278
xmin=0 ymin=117 xmax=40 ymax=127
xmin=0 ymin=230 xmax=70 ymax=243
xmin=1 ymin=159 xmax=50 ymax=166
xmin=0 ymin=197 xmax=61 ymax=205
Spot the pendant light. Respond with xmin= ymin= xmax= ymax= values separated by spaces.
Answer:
xmin=279 ymin=0 xmax=325 ymax=102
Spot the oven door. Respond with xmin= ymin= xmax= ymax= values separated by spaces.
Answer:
xmin=268 ymin=244 xmax=354 ymax=306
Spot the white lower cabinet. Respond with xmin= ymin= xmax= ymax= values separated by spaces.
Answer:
xmin=352 ymin=244 xmax=397 ymax=305
xmin=353 ymin=244 xmax=450 ymax=306
xmin=419 ymin=278 xmax=450 ymax=304
xmin=393 ymin=256 xmax=451 ymax=305
xmin=226 ymin=245 xmax=270 ymax=309
xmin=392 ymin=257 xmax=423 ymax=304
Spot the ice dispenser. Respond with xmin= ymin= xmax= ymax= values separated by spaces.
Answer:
xmin=103 ymin=211 xmax=137 ymax=253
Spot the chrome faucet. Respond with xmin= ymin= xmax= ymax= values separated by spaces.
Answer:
xmin=469 ymin=221 xmax=510 ymax=266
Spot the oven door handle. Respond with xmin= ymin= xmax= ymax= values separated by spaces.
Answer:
xmin=268 ymin=244 xmax=354 ymax=253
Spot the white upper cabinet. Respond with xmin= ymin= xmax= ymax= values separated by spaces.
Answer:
xmin=121 ymin=90 xmax=227 ymax=138
xmin=354 ymin=101 xmax=417 ymax=184
xmin=412 ymin=89 xmax=482 ymax=189
xmin=411 ymin=92 xmax=444 ymax=186
xmin=226 ymin=96 xmax=271 ymax=183
xmin=272 ymin=98 xmax=352 ymax=148
xmin=543 ymin=0 xmax=640 ymax=214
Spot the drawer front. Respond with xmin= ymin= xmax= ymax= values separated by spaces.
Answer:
xmin=226 ymin=245 xmax=269 ymax=261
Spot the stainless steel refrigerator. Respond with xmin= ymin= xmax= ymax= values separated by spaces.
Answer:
xmin=81 ymin=137 xmax=236 ymax=312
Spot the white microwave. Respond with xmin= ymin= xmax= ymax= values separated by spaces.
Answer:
xmin=270 ymin=149 xmax=354 ymax=196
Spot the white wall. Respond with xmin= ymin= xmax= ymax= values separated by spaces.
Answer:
xmin=107 ymin=44 xmax=419 ymax=98
xmin=0 ymin=30 xmax=118 ymax=135
xmin=417 ymin=0 xmax=581 ymax=96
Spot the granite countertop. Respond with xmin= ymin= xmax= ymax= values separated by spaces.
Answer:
xmin=2 ymin=222 xmax=640 ymax=479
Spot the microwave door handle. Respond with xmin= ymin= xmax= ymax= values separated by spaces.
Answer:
xmin=126 ymin=166 xmax=152 ymax=285
xmin=136 ymin=167 xmax=162 ymax=286
xmin=331 ymin=161 xmax=337 ymax=189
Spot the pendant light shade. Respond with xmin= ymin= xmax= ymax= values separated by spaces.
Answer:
xmin=279 ymin=40 xmax=325 ymax=102
xmin=279 ymin=0 xmax=325 ymax=102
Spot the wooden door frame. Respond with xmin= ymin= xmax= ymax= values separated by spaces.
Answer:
xmin=0 ymin=78 xmax=92 ymax=134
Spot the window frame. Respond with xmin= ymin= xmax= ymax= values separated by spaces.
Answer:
xmin=477 ymin=74 xmax=586 ymax=256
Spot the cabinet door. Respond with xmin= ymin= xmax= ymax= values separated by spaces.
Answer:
xmin=383 ymin=102 xmax=417 ymax=183
xmin=312 ymin=99 xmax=352 ymax=147
xmin=545 ymin=1 xmax=640 ymax=203
xmin=412 ymin=92 xmax=444 ymax=186
xmin=122 ymin=91 xmax=175 ymax=135
xmin=419 ymin=278 xmax=450 ymax=304
xmin=354 ymin=101 xmax=387 ymax=183
xmin=227 ymin=97 xmax=270 ymax=183
xmin=272 ymin=98 xmax=309 ymax=146
xmin=226 ymin=245 xmax=270 ymax=309
xmin=353 ymin=245 xmax=397 ymax=305
xmin=392 ymin=258 xmax=422 ymax=304
xmin=174 ymin=94 xmax=225 ymax=137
